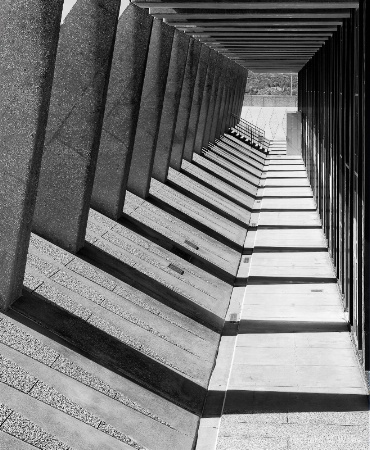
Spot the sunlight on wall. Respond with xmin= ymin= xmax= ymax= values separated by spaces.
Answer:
xmin=61 ymin=0 xmax=130 ymax=23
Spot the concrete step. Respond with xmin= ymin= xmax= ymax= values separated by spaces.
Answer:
xmin=205 ymin=148 xmax=262 ymax=185
xmin=248 ymin=251 xmax=336 ymax=282
xmin=181 ymin=160 xmax=256 ymax=209
xmin=258 ymin=211 xmax=321 ymax=227
xmin=0 ymin=313 xmax=197 ymax=450
xmin=150 ymin=179 xmax=247 ymax=250
xmin=167 ymin=168 xmax=253 ymax=222
xmin=203 ymin=151 xmax=263 ymax=188
xmin=15 ymin=233 xmax=222 ymax=414
xmin=215 ymin=140 xmax=265 ymax=171
xmin=192 ymin=153 xmax=258 ymax=197
xmin=263 ymin=178 xmax=310 ymax=187
xmin=255 ymin=197 xmax=317 ymax=211
xmin=227 ymin=132 xmax=268 ymax=156
xmin=257 ymin=187 xmax=313 ymax=198
xmin=123 ymin=191 xmax=240 ymax=283
xmin=84 ymin=209 xmax=232 ymax=331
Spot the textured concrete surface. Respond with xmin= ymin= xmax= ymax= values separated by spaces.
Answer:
xmin=150 ymin=179 xmax=247 ymax=249
xmin=193 ymin=50 xmax=218 ymax=155
xmin=192 ymin=154 xmax=258 ymax=197
xmin=202 ymin=54 xmax=224 ymax=149
xmin=152 ymin=30 xmax=190 ymax=183
xmin=0 ymin=1 xmax=63 ymax=310
xmin=91 ymin=5 xmax=153 ymax=219
xmin=181 ymin=161 xmax=256 ymax=208
xmin=123 ymin=192 xmax=240 ymax=281
xmin=183 ymin=45 xmax=211 ymax=162
xmin=170 ymin=39 xmax=202 ymax=171
xmin=167 ymin=169 xmax=252 ymax=225
xmin=209 ymin=61 xmax=229 ymax=144
xmin=127 ymin=19 xmax=175 ymax=199
xmin=33 ymin=0 xmax=120 ymax=253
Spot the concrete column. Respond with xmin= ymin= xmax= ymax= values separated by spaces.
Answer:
xmin=231 ymin=67 xmax=244 ymax=126
xmin=215 ymin=61 xmax=231 ymax=140
xmin=237 ymin=70 xmax=248 ymax=119
xmin=33 ymin=0 xmax=121 ymax=253
xmin=287 ymin=111 xmax=302 ymax=155
xmin=0 ymin=0 xmax=63 ymax=310
xmin=152 ymin=30 xmax=190 ymax=183
xmin=91 ymin=5 xmax=153 ymax=220
xmin=226 ymin=63 xmax=240 ymax=130
xmin=209 ymin=57 xmax=229 ymax=144
xmin=182 ymin=45 xmax=211 ymax=162
xmin=127 ymin=19 xmax=175 ymax=198
xmin=221 ymin=65 xmax=236 ymax=134
xmin=170 ymin=38 xmax=202 ymax=171
xmin=202 ymin=54 xmax=224 ymax=149
xmin=193 ymin=50 xmax=218 ymax=154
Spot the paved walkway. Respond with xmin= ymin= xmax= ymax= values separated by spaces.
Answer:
xmin=197 ymin=141 xmax=369 ymax=450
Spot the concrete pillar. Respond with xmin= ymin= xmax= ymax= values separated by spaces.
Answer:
xmin=236 ymin=70 xmax=248 ymax=119
xmin=170 ymin=38 xmax=202 ymax=171
xmin=231 ymin=67 xmax=244 ymax=126
xmin=215 ymin=61 xmax=231 ymax=140
xmin=0 ymin=1 xmax=63 ymax=310
xmin=209 ymin=57 xmax=229 ymax=144
xmin=226 ymin=63 xmax=240 ymax=130
xmin=182 ymin=45 xmax=211 ymax=162
xmin=224 ymin=66 xmax=237 ymax=132
xmin=224 ymin=64 xmax=236 ymax=130
xmin=202 ymin=54 xmax=224 ymax=149
xmin=91 ymin=5 xmax=153 ymax=220
xmin=127 ymin=19 xmax=175 ymax=198
xmin=152 ymin=30 xmax=190 ymax=183
xmin=33 ymin=0 xmax=121 ymax=253
xmin=193 ymin=50 xmax=218 ymax=154
xmin=287 ymin=111 xmax=302 ymax=155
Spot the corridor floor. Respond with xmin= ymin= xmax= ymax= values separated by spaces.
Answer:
xmin=197 ymin=141 xmax=369 ymax=450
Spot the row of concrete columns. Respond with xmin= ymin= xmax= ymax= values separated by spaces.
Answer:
xmin=0 ymin=1 xmax=247 ymax=310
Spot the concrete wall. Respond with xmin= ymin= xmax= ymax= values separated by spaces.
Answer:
xmin=241 ymin=105 xmax=297 ymax=140
xmin=244 ymin=95 xmax=298 ymax=108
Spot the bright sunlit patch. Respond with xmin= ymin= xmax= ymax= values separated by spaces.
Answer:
xmin=61 ymin=0 xmax=77 ymax=23
xmin=61 ymin=0 xmax=130 ymax=23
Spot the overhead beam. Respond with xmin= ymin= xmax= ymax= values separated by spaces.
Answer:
xmin=149 ymin=10 xmax=353 ymax=19
xmin=168 ymin=20 xmax=343 ymax=25
xmin=179 ymin=27 xmax=338 ymax=32
xmin=134 ymin=1 xmax=358 ymax=9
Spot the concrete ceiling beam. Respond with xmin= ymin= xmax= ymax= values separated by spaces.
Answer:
xmin=134 ymin=1 xmax=358 ymax=9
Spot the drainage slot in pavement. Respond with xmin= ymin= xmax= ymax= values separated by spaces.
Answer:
xmin=184 ymin=239 xmax=199 ymax=250
xmin=168 ymin=263 xmax=185 ymax=275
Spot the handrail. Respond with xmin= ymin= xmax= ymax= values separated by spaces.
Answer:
xmin=230 ymin=113 xmax=270 ymax=153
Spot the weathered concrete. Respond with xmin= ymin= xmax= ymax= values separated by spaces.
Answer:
xmin=202 ymin=54 xmax=225 ymax=149
xmin=287 ymin=111 xmax=303 ymax=155
xmin=219 ymin=65 xmax=234 ymax=136
xmin=0 ymin=0 xmax=63 ymax=310
xmin=215 ymin=62 xmax=231 ymax=141
xmin=33 ymin=0 xmax=121 ymax=253
xmin=152 ymin=30 xmax=190 ymax=183
xmin=193 ymin=51 xmax=218 ymax=154
xmin=127 ymin=19 xmax=175 ymax=198
xmin=209 ymin=61 xmax=229 ymax=144
xmin=91 ymin=5 xmax=153 ymax=220
xmin=183 ymin=45 xmax=211 ymax=162
xmin=170 ymin=38 xmax=202 ymax=171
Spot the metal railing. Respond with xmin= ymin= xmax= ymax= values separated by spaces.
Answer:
xmin=231 ymin=114 xmax=270 ymax=153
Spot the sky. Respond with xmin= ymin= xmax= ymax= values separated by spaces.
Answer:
xmin=61 ymin=0 xmax=131 ymax=22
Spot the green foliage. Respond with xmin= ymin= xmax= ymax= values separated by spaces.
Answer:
xmin=246 ymin=72 xmax=298 ymax=95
